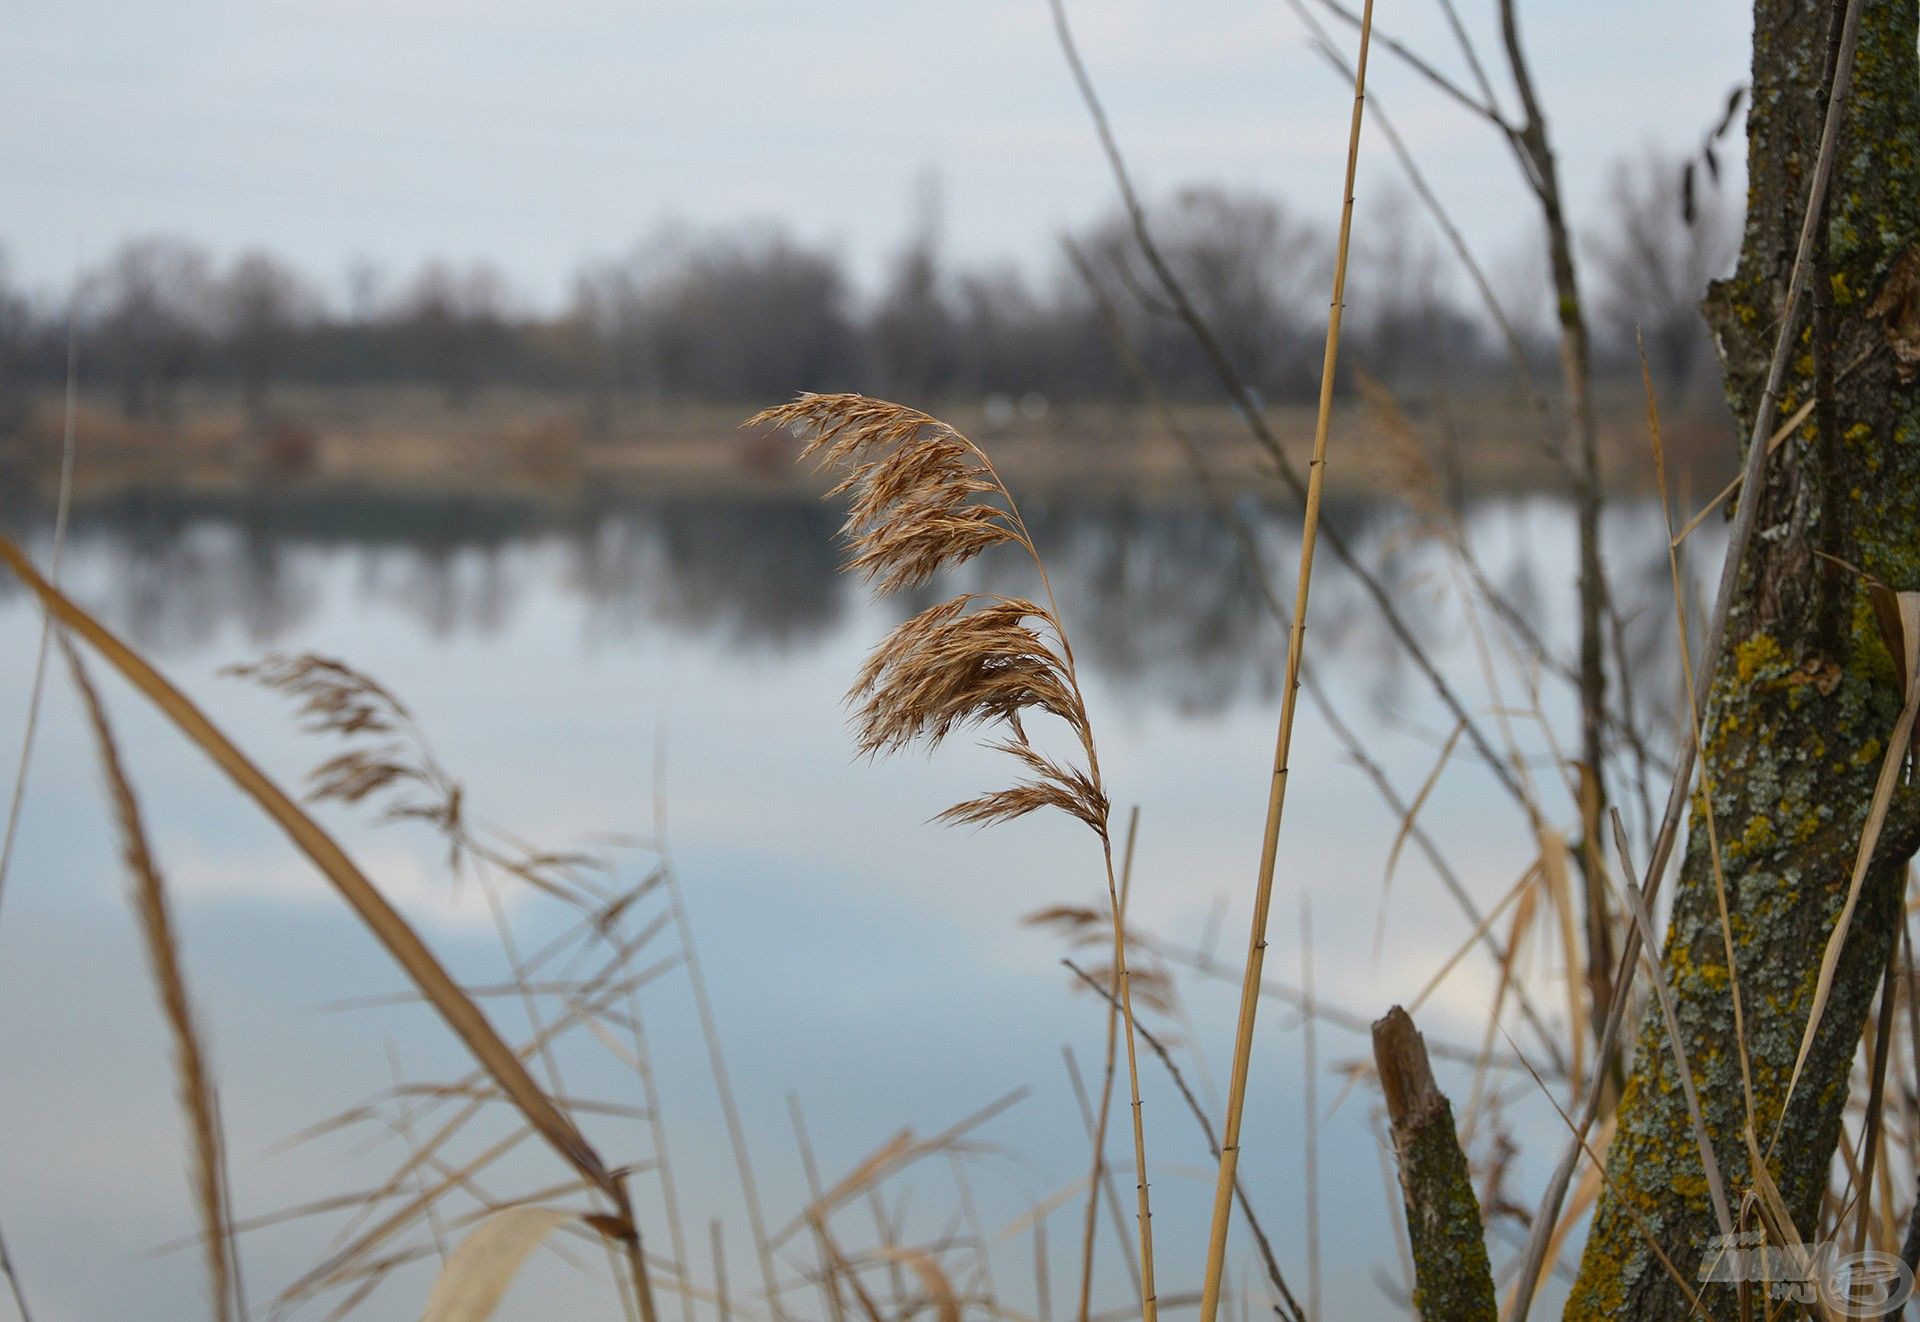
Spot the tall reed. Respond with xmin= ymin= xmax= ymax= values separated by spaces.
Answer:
xmin=1195 ymin=3 xmax=1377 ymax=1319
xmin=750 ymin=392 xmax=1160 ymax=1322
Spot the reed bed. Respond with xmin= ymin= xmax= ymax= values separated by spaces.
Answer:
xmin=4 ymin=1 xmax=1919 ymax=1317
xmin=8 ymin=355 xmax=1920 ymax=1322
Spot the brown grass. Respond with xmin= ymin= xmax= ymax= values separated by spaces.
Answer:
xmin=60 ymin=635 xmax=240 ymax=1322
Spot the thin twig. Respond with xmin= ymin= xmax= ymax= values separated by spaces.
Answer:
xmin=1300 ymin=0 xmax=1510 ymax=132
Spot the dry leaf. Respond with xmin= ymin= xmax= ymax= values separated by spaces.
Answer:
xmin=420 ymin=1207 xmax=579 ymax=1322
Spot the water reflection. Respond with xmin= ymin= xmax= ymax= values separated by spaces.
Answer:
xmin=0 ymin=487 xmax=1694 ymax=720
xmin=0 ymin=484 xmax=1713 ymax=1321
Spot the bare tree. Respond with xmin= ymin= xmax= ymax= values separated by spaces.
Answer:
xmin=1586 ymin=147 xmax=1739 ymax=395
xmin=647 ymin=225 xmax=860 ymax=401
xmin=0 ymin=250 xmax=34 ymax=437
xmin=89 ymin=237 xmax=215 ymax=421
xmin=1075 ymin=185 xmax=1328 ymax=402
xmin=391 ymin=260 xmax=514 ymax=409
xmin=216 ymin=251 xmax=323 ymax=425
xmin=869 ymin=174 xmax=959 ymax=401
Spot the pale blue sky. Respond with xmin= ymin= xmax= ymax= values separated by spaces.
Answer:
xmin=2 ymin=0 xmax=1752 ymax=307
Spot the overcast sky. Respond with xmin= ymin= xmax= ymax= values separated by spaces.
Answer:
xmin=3 ymin=0 xmax=1753 ymax=309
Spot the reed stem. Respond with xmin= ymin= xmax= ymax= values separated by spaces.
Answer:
xmin=1195 ymin=4 xmax=1375 ymax=1319
xmin=1099 ymin=833 xmax=1157 ymax=1322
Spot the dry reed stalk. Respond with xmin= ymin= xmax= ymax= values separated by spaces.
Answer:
xmin=0 ymin=540 xmax=661 ymax=1320
xmin=1194 ymin=1 xmax=1376 ymax=1318
xmin=1077 ymin=807 xmax=1140 ymax=1322
xmin=60 ymin=636 xmax=239 ymax=1322
xmin=1061 ymin=1049 xmax=1142 ymax=1308
xmin=1060 ymin=962 xmax=1302 ymax=1321
xmin=711 ymin=1220 xmax=731 ymax=1322
xmin=1062 ymin=241 xmax=1571 ymax=1082
xmin=752 ymin=391 xmax=1159 ymax=1321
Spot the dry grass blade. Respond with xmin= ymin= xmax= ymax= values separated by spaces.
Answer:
xmin=1606 ymin=810 xmax=1733 ymax=1240
xmin=420 ymin=1206 xmax=579 ymax=1322
xmin=0 ymin=539 xmax=627 ymax=1230
xmin=1780 ymin=590 xmax=1920 ymax=1126
xmin=1852 ymin=936 xmax=1902 ymax=1259
xmin=863 ymin=1247 xmax=961 ymax=1322
xmin=1373 ymin=720 xmax=1467 ymax=962
xmin=1534 ymin=829 xmax=1588 ymax=1090
xmin=279 ymin=1128 xmax=534 ymax=1307
xmin=60 ymin=636 xmax=238 ymax=1322
xmin=773 ymin=1090 xmax=1028 ymax=1250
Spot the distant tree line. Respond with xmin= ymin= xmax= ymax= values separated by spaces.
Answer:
xmin=0 ymin=150 xmax=1735 ymax=429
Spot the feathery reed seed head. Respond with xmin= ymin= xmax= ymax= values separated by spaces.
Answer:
xmin=758 ymin=393 xmax=1108 ymax=835
xmin=751 ymin=392 xmax=1029 ymax=591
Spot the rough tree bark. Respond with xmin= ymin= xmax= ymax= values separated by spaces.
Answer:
xmin=1567 ymin=0 xmax=1920 ymax=1315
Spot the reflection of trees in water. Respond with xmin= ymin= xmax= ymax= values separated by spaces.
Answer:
xmin=10 ymin=493 xmax=326 ymax=654
xmin=565 ymin=500 xmax=844 ymax=650
xmin=0 ymin=490 xmax=1696 ymax=721
xmin=972 ymin=497 xmax=1396 ymax=714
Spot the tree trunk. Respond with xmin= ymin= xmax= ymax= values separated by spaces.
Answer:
xmin=1567 ymin=1 xmax=1920 ymax=1315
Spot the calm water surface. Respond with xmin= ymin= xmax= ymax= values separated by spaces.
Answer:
xmin=0 ymin=488 xmax=1701 ymax=1319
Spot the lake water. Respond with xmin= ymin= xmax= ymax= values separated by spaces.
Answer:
xmin=0 ymin=488 xmax=1705 ymax=1320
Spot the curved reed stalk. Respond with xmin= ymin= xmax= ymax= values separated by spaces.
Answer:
xmin=0 ymin=537 xmax=658 ymax=1322
xmin=751 ymin=392 xmax=1159 ymax=1322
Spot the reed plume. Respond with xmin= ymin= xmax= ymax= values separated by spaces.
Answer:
xmin=752 ymin=391 xmax=1159 ymax=1322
